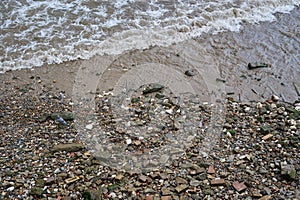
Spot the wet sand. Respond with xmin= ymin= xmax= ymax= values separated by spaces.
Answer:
xmin=1 ymin=7 xmax=299 ymax=104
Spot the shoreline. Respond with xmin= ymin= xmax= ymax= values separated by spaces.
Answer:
xmin=0 ymin=7 xmax=299 ymax=199
xmin=1 ymin=7 xmax=299 ymax=103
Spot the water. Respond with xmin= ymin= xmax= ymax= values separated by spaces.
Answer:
xmin=1 ymin=0 xmax=299 ymax=72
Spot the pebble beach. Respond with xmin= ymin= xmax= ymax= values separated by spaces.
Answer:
xmin=1 ymin=2 xmax=299 ymax=199
xmin=0 ymin=70 xmax=299 ymax=200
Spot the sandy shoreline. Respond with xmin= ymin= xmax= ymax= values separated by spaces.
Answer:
xmin=1 ymin=7 xmax=299 ymax=104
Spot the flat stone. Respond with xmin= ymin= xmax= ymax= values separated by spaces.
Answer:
xmin=139 ymin=174 xmax=148 ymax=182
xmin=262 ymin=134 xmax=273 ymax=140
xmin=175 ymin=177 xmax=188 ymax=185
xmin=232 ymin=181 xmax=247 ymax=192
xmin=115 ymin=174 xmax=123 ymax=180
xmin=175 ymin=184 xmax=189 ymax=193
xmin=207 ymin=165 xmax=216 ymax=174
xmin=190 ymin=179 xmax=201 ymax=187
xmin=210 ymin=179 xmax=225 ymax=186
xmin=252 ymin=191 xmax=263 ymax=198
xmin=145 ymin=195 xmax=154 ymax=200
xmin=196 ymin=167 xmax=206 ymax=174
xmin=65 ymin=176 xmax=80 ymax=184
xmin=259 ymin=196 xmax=272 ymax=200
xmin=51 ymin=143 xmax=84 ymax=152
xmin=142 ymin=83 xmax=164 ymax=95
xmin=161 ymin=188 xmax=172 ymax=196
xmin=161 ymin=196 xmax=172 ymax=200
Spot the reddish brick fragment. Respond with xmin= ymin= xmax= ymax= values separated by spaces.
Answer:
xmin=210 ymin=179 xmax=225 ymax=186
xmin=232 ymin=181 xmax=247 ymax=192
xmin=207 ymin=165 xmax=216 ymax=174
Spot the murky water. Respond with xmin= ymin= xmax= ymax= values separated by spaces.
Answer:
xmin=1 ymin=0 xmax=299 ymax=72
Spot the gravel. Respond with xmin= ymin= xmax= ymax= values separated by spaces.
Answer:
xmin=0 ymin=79 xmax=299 ymax=199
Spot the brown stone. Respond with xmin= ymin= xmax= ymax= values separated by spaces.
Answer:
xmin=139 ymin=174 xmax=148 ymax=182
xmin=259 ymin=196 xmax=272 ymax=200
xmin=210 ymin=179 xmax=225 ymax=186
xmin=52 ymin=143 xmax=84 ymax=152
xmin=161 ymin=188 xmax=172 ymax=196
xmin=65 ymin=176 xmax=80 ymax=184
xmin=207 ymin=165 xmax=216 ymax=174
xmin=232 ymin=181 xmax=247 ymax=192
xmin=175 ymin=177 xmax=188 ymax=185
xmin=196 ymin=167 xmax=206 ymax=174
xmin=145 ymin=195 xmax=154 ymax=200
xmin=262 ymin=134 xmax=273 ymax=140
xmin=161 ymin=196 xmax=172 ymax=200
xmin=175 ymin=184 xmax=189 ymax=193
xmin=115 ymin=174 xmax=123 ymax=180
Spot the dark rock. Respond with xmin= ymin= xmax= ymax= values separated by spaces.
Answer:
xmin=260 ymin=125 xmax=270 ymax=134
xmin=51 ymin=112 xmax=75 ymax=121
xmin=184 ymin=69 xmax=195 ymax=77
xmin=82 ymin=190 xmax=102 ymax=200
xmin=51 ymin=143 xmax=84 ymax=152
xmin=281 ymin=163 xmax=296 ymax=180
xmin=30 ymin=187 xmax=43 ymax=197
xmin=247 ymin=62 xmax=270 ymax=70
xmin=142 ymin=83 xmax=164 ymax=95
xmin=36 ymin=178 xmax=45 ymax=187
xmin=139 ymin=174 xmax=148 ymax=182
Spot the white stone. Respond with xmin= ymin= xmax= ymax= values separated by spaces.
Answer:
xmin=272 ymin=95 xmax=280 ymax=101
xmin=165 ymin=109 xmax=173 ymax=115
xmin=270 ymin=103 xmax=277 ymax=109
xmin=226 ymin=132 xmax=232 ymax=138
xmin=244 ymin=107 xmax=251 ymax=112
xmin=256 ymin=102 xmax=262 ymax=109
xmin=126 ymin=139 xmax=132 ymax=145
xmin=7 ymin=186 xmax=14 ymax=191
xmin=85 ymin=124 xmax=93 ymax=130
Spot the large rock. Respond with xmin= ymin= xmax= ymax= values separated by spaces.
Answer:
xmin=142 ymin=83 xmax=164 ymax=95
xmin=30 ymin=187 xmax=43 ymax=197
xmin=51 ymin=143 xmax=84 ymax=152
xmin=281 ymin=162 xmax=296 ymax=180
